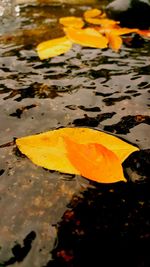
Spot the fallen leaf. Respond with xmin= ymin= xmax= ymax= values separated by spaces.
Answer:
xmin=36 ymin=7 xmax=150 ymax=60
xmin=138 ymin=29 xmax=150 ymax=38
xmin=107 ymin=32 xmax=123 ymax=51
xmin=59 ymin=16 xmax=84 ymax=29
xmin=84 ymin=8 xmax=102 ymax=18
xmin=85 ymin=17 xmax=119 ymax=27
xmin=16 ymin=128 xmax=139 ymax=181
xmin=109 ymin=28 xmax=139 ymax=36
xmin=16 ymin=130 xmax=79 ymax=174
xmin=64 ymin=27 xmax=108 ymax=48
xmin=36 ymin=36 xmax=72 ymax=60
xmin=64 ymin=136 xmax=126 ymax=183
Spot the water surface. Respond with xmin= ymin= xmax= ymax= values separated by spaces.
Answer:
xmin=0 ymin=2 xmax=150 ymax=266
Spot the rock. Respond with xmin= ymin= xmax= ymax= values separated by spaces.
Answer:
xmin=106 ymin=0 xmax=150 ymax=29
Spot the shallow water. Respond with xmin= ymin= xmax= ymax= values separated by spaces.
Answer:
xmin=0 ymin=2 xmax=150 ymax=267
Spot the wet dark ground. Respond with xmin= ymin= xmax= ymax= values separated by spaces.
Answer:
xmin=0 ymin=2 xmax=150 ymax=267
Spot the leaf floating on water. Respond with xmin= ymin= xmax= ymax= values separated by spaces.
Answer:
xmin=107 ymin=32 xmax=123 ymax=51
xmin=83 ymin=8 xmax=119 ymax=27
xmin=16 ymin=128 xmax=139 ymax=183
xmin=84 ymin=17 xmax=104 ymax=25
xmin=16 ymin=129 xmax=79 ymax=174
xmin=85 ymin=17 xmax=119 ymax=27
xmin=109 ymin=28 xmax=139 ymax=36
xmin=138 ymin=29 xmax=150 ymax=38
xmin=36 ymin=36 xmax=72 ymax=60
xmin=64 ymin=136 xmax=126 ymax=183
xmin=64 ymin=27 xmax=108 ymax=48
xmin=59 ymin=16 xmax=84 ymax=29
xmin=84 ymin=8 xmax=102 ymax=18
xmin=36 ymin=7 xmax=150 ymax=59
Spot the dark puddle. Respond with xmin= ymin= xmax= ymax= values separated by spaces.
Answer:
xmin=0 ymin=1 xmax=150 ymax=266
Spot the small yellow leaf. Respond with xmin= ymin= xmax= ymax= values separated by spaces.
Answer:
xmin=16 ymin=128 xmax=139 ymax=179
xmin=36 ymin=36 xmax=72 ymax=60
xmin=85 ymin=17 xmax=105 ymax=25
xmin=64 ymin=136 xmax=126 ymax=183
xmin=107 ymin=32 xmax=123 ymax=51
xmin=84 ymin=8 xmax=102 ymax=18
xmin=59 ymin=16 xmax=84 ymax=29
xmin=85 ymin=17 xmax=119 ymax=27
xmin=110 ymin=28 xmax=139 ymax=36
xmin=64 ymin=27 xmax=108 ymax=48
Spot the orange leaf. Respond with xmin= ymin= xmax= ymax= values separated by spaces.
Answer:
xmin=16 ymin=127 xmax=139 ymax=181
xmin=110 ymin=28 xmax=139 ymax=36
xmin=138 ymin=30 xmax=150 ymax=38
xmin=64 ymin=136 xmax=126 ymax=183
xmin=97 ymin=26 xmax=137 ymax=36
xmin=85 ymin=17 xmax=119 ymax=27
xmin=107 ymin=32 xmax=123 ymax=51
xmin=84 ymin=8 xmax=102 ymax=18
xmin=59 ymin=16 xmax=84 ymax=29
xmin=64 ymin=27 xmax=108 ymax=49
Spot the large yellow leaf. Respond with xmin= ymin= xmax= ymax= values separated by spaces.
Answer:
xmin=59 ymin=16 xmax=84 ymax=29
xmin=16 ymin=128 xmax=139 ymax=179
xmin=64 ymin=27 xmax=108 ymax=48
xmin=64 ymin=136 xmax=125 ymax=183
xmin=36 ymin=36 xmax=72 ymax=60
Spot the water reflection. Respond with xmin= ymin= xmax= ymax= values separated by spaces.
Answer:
xmin=47 ymin=181 xmax=150 ymax=267
xmin=0 ymin=0 xmax=20 ymax=34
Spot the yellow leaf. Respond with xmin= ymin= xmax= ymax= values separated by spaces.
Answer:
xmin=59 ymin=16 xmax=84 ymax=29
xmin=64 ymin=27 xmax=108 ymax=48
xmin=85 ymin=17 xmax=119 ymax=27
xmin=16 ymin=130 xmax=79 ymax=174
xmin=36 ymin=36 xmax=72 ymax=60
xmin=110 ymin=28 xmax=139 ymax=36
xmin=107 ymin=32 xmax=123 ymax=51
xmin=64 ymin=136 xmax=126 ymax=183
xmin=85 ymin=17 xmax=105 ymax=25
xmin=84 ymin=8 xmax=102 ymax=18
xmin=16 ymin=128 xmax=139 ymax=178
